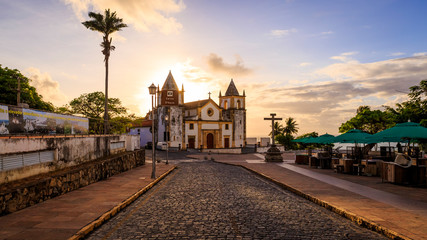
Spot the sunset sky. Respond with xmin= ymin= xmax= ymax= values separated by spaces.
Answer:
xmin=1 ymin=0 xmax=427 ymax=137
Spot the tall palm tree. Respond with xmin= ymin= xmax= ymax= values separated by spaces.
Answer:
xmin=283 ymin=117 xmax=298 ymax=136
xmin=269 ymin=122 xmax=284 ymax=137
xmin=82 ymin=9 xmax=127 ymax=134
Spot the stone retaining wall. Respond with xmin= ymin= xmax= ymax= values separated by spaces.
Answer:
xmin=0 ymin=149 xmax=145 ymax=216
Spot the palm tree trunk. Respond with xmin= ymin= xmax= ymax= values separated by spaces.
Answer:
xmin=104 ymin=57 xmax=109 ymax=134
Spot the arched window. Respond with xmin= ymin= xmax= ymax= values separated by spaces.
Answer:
xmin=224 ymin=101 xmax=228 ymax=109
xmin=237 ymin=100 xmax=241 ymax=109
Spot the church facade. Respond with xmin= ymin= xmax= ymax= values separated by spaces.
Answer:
xmin=133 ymin=71 xmax=246 ymax=150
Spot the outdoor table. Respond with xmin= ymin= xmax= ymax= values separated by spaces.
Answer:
xmin=319 ymin=158 xmax=332 ymax=169
xmin=339 ymin=158 xmax=355 ymax=173
xmin=362 ymin=159 xmax=382 ymax=176
xmin=295 ymin=154 xmax=310 ymax=165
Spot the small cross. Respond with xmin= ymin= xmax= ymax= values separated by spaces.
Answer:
xmin=208 ymin=92 xmax=211 ymax=99
xmin=264 ymin=113 xmax=282 ymax=145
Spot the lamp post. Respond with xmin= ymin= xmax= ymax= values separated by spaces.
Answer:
xmin=165 ymin=111 xmax=169 ymax=165
xmin=149 ymin=83 xmax=157 ymax=179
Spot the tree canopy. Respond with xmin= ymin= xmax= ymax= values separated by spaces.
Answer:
xmin=60 ymin=91 xmax=129 ymax=134
xmin=339 ymin=106 xmax=395 ymax=134
xmin=340 ymin=80 xmax=427 ymax=135
xmin=0 ymin=65 xmax=54 ymax=111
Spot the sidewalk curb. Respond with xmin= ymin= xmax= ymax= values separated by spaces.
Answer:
xmin=68 ymin=165 xmax=177 ymax=240
xmin=215 ymin=161 xmax=409 ymax=240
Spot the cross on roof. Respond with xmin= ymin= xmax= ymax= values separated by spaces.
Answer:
xmin=264 ymin=113 xmax=282 ymax=145
xmin=208 ymin=92 xmax=211 ymax=99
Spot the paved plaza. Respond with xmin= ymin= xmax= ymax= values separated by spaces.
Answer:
xmin=1 ymin=151 xmax=426 ymax=239
xmin=87 ymin=161 xmax=385 ymax=239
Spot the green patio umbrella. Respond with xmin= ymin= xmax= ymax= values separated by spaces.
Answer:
xmin=333 ymin=129 xmax=372 ymax=144
xmin=370 ymin=122 xmax=427 ymax=141
xmin=305 ymin=133 xmax=335 ymax=144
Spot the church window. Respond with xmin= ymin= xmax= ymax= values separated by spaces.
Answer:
xmin=225 ymin=124 xmax=229 ymax=130
xmin=240 ymin=120 xmax=242 ymax=124
xmin=207 ymin=108 xmax=214 ymax=117
xmin=237 ymin=100 xmax=241 ymax=109
xmin=189 ymin=123 xmax=194 ymax=130
xmin=137 ymin=129 xmax=140 ymax=135
xmin=224 ymin=101 xmax=228 ymax=109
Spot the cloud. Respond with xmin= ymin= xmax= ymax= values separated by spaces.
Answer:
xmin=246 ymin=55 xmax=427 ymax=135
xmin=390 ymin=52 xmax=405 ymax=57
xmin=206 ymin=53 xmax=253 ymax=77
xmin=318 ymin=55 xmax=427 ymax=84
xmin=299 ymin=62 xmax=312 ymax=67
xmin=63 ymin=0 xmax=185 ymax=34
xmin=25 ymin=67 xmax=68 ymax=105
xmin=413 ymin=52 xmax=427 ymax=57
xmin=330 ymin=51 xmax=359 ymax=62
xmin=270 ymin=28 xmax=297 ymax=37
xmin=320 ymin=31 xmax=334 ymax=35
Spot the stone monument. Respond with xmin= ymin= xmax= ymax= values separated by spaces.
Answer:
xmin=264 ymin=113 xmax=283 ymax=162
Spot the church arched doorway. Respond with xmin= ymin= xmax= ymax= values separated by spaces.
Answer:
xmin=207 ymin=133 xmax=214 ymax=149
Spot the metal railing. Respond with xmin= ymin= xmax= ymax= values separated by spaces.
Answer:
xmin=0 ymin=150 xmax=55 ymax=171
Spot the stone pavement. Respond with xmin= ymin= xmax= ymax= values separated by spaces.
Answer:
xmin=192 ymin=152 xmax=427 ymax=240
xmin=87 ymin=161 xmax=386 ymax=240
xmin=0 ymin=161 xmax=175 ymax=240
xmin=1 ymin=151 xmax=426 ymax=239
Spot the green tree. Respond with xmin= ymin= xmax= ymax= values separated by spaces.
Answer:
xmin=339 ymin=106 xmax=394 ymax=134
xmin=0 ymin=65 xmax=54 ymax=111
xmin=276 ymin=134 xmax=296 ymax=151
xmin=65 ymin=92 xmax=127 ymax=134
xmin=386 ymin=80 xmax=427 ymax=126
xmin=82 ymin=9 xmax=127 ymax=134
xmin=269 ymin=122 xmax=284 ymax=137
xmin=283 ymin=117 xmax=298 ymax=136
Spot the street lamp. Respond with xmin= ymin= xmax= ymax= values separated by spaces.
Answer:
xmin=165 ymin=111 xmax=169 ymax=165
xmin=149 ymin=83 xmax=157 ymax=179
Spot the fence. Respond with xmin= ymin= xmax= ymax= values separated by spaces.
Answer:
xmin=0 ymin=150 xmax=55 ymax=171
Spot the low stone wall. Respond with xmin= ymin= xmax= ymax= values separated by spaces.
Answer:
xmin=0 ymin=149 xmax=145 ymax=216
xmin=201 ymin=148 xmax=242 ymax=154
xmin=0 ymin=135 xmax=140 ymax=183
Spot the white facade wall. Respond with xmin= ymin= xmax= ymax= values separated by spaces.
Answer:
xmin=201 ymin=102 xmax=220 ymax=120
xmin=233 ymin=111 xmax=245 ymax=147
xmin=202 ymin=123 xmax=219 ymax=130
xmin=185 ymin=122 xmax=198 ymax=148
xmin=222 ymin=123 xmax=232 ymax=148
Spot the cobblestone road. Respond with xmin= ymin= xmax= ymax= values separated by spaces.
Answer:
xmin=86 ymin=161 xmax=386 ymax=239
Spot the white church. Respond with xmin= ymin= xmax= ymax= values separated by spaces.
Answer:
xmin=131 ymin=71 xmax=247 ymax=150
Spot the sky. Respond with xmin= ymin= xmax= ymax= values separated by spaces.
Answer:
xmin=1 ymin=0 xmax=427 ymax=138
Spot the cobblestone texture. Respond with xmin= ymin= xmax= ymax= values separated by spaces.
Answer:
xmin=86 ymin=161 xmax=386 ymax=239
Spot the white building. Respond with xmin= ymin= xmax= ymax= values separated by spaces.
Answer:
xmin=131 ymin=71 xmax=247 ymax=150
